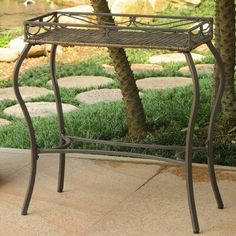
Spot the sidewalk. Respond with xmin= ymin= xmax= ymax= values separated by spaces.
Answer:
xmin=0 ymin=148 xmax=235 ymax=236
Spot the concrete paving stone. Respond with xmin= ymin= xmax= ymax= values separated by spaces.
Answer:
xmin=0 ymin=150 xmax=159 ymax=236
xmin=76 ymin=88 xmax=123 ymax=104
xmin=3 ymin=102 xmax=77 ymax=118
xmin=179 ymin=64 xmax=214 ymax=75
xmin=0 ymin=86 xmax=53 ymax=101
xmin=102 ymin=64 xmax=163 ymax=74
xmin=149 ymin=53 xmax=205 ymax=64
xmin=57 ymin=5 xmax=94 ymax=24
xmin=47 ymin=76 xmax=113 ymax=89
xmin=195 ymin=44 xmax=210 ymax=53
xmin=0 ymin=48 xmax=19 ymax=62
xmin=0 ymin=193 xmax=64 ymax=236
xmin=136 ymin=76 xmax=192 ymax=90
xmin=9 ymin=36 xmax=47 ymax=57
xmin=0 ymin=149 xmax=29 ymax=182
xmin=0 ymin=118 xmax=11 ymax=126
xmin=83 ymin=167 xmax=236 ymax=236
xmin=165 ymin=166 xmax=236 ymax=182
xmin=90 ymin=159 xmax=159 ymax=179
xmin=55 ymin=1 xmax=90 ymax=8
xmin=111 ymin=0 xmax=155 ymax=23
xmin=0 ymin=149 xmax=236 ymax=236
xmin=34 ymin=156 xmax=160 ymax=214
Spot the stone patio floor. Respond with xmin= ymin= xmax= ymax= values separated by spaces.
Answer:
xmin=0 ymin=148 xmax=235 ymax=236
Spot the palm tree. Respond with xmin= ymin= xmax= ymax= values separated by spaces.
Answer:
xmin=90 ymin=0 xmax=147 ymax=138
xmin=213 ymin=0 xmax=236 ymax=127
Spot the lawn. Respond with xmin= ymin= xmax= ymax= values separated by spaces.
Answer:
xmin=0 ymin=0 xmax=235 ymax=166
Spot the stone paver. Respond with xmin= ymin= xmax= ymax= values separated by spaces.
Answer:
xmin=149 ymin=53 xmax=205 ymax=64
xmin=9 ymin=36 xmax=47 ymax=57
xmin=136 ymin=77 xmax=192 ymax=90
xmin=57 ymin=5 xmax=94 ymax=24
xmin=102 ymin=64 xmax=163 ymax=74
xmin=83 ymin=167 xmax=236 ymax=236
xmin=0 ymin=86 xmax=53 ymax=101
xmin=0 ymin=149 xmax=235 ymax=236
xmin=0 ymin=48 xmax=19 ymax=62
xmin=0 ymin=149 xmax=29 ymax=178
xmin=47 ymin=76 xmax=113 ymax=89
xmin=111 ymin=0 xmax=155 ymax=23
xmin=179 ymin=64 xmax=214 ymax=75
xmin=3 ymin=102 xmax=77 ymax=118
xmin=0 ymin=149 xmax=159 ymax=236
xmin=195 ymin=44 xmax=210 ymax=53
xmin=0 ymin=118 xmax=11 ymax=126
xmin=76 ymin=89 xmax=123 ymax=104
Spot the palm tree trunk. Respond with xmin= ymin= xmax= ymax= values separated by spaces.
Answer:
xmin=90 ymin=0 xmax=147 ymax=138
xmin=214 ymin=0 xmax=236 ymax=127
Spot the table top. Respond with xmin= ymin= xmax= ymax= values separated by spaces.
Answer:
xmin=24 ymin=12 xmax=213 ymax=52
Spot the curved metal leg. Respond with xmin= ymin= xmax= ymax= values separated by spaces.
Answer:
xmin=205 ymin=41 xmax=224 ymax=209
xmin=50 ymin=44 xmax=66 ymax=193
xmin=184 ymin=52 xmax=200 ymax=234
xmin=13 ymin=44 xmax=39 ymax=215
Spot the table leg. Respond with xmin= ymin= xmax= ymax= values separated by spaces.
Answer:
xmin=13 ymin=44 xmax=39 ymax=215
xmin=50 ymin=44 xmax=66 ymax=193
xmin=205 ymin=41 xmax=224 ymax=209
xmin=184 ymin=52 xmax=200 ymax=234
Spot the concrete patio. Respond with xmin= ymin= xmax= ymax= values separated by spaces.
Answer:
xmin=0 ymin=148 xmax=235 ymax=236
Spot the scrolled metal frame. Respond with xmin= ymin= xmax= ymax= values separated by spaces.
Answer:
xmin=13 ymin=12 xmax=225 ymax=234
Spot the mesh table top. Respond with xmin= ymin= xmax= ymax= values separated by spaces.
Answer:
xmin=24 ymin=12 xmax=213 ymax=52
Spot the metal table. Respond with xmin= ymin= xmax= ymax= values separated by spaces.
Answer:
xmin=13 ymin=12 xmax=225 ymax=234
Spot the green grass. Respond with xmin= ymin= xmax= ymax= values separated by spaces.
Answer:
xmin=0 ymin=1 xmax=235 ymax=166
xmin=0 ymin=27 xmax=23 ymax=47
xmin=160 ymin=0 xmax=215 ymax=18
xmin=0 ymin=57 xmax=235 ymax=166
xmin=0 ymin=33 xmax=12 ymax=48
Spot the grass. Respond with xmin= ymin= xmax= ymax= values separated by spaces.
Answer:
xmin=160 ymin=0 xmax=215 ymax=18
xmin=0 ymin=27 xmax=23 ymax=47
xmin=0 ymin=33 xmax=12 ymax=48
xmin=0 ymin=1 xmax=235 ymax=166
xmin=0 ymin=55 xmax=235 ymax=166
